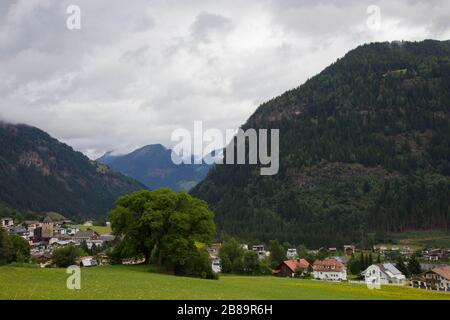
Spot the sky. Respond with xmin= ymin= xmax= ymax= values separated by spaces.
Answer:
xmin=0 ymin=0 xmax=449 ymax=159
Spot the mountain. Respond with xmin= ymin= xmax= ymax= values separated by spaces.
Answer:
xmin=96 ymin=144 xmax=212 ymax=191
xmin=0 ymin=122 xmax=144 ymax=218
xmin=191 ymin=40 xmax=450 ymax=247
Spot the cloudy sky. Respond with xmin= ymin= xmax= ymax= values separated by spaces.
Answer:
xmin=0 ymin=0 xmax=449 ymax=159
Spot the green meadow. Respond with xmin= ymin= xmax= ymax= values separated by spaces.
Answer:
xmin=1 ymin=265 xmax=449 ymax=300
xmin=75 ymin=224 xmax=112 ymax=234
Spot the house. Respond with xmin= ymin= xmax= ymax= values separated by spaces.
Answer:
xmin=328 ymin=248 xmax=337 ymax=255
xmin=8 ymin=225 xmax=28 ymax=238
xmin=73 ymin=230 xmax=100 ymax=243
xmin=343 ymin=245 xmax=355 ymax=256
xmin=252 ymin=245 xmax=266 ymax=260
xmin=313 ymin=258 xmax=347 ymax=281
xmin=411 ymin=266 xmax=450 ymax=292
xmin=23 ymin=221 xmax=41 ymax=238
xmin=211 ymin=257 xmax=221 ymax=273
xmin=98 ymin=253 xmax=110 ymax=266
xmin=363 ymin=263 xmax=406 ymax=285
xmin=207 ymin=243 xmax=222 ymax=257
xmin=422 ymin=249 xmax=444 ymax=262
xmin=83 ymin=220 xmax=93 ymax=227
xmin=65 ymin=225 xmax=80 ymax=236
xmin=1 ymin=217 xmax=14 ymax=228
xmin=78 ymin=256 xmax=98 ymax=267
xmin=36 ymin=253 xmax=52 ymax=268
xmin=273 ymin=259 xmax=310 ymax=278
xmin=286 ymin=248 xmax=298 ymax=259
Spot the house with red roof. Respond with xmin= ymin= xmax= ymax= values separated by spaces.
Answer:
xmin=411 ymin=266 xmax=450 ymax=291
xmin=313 ymin=258 xmax=347 ymax=281
xmin=273 ymin=259 xmax=310 ymax=278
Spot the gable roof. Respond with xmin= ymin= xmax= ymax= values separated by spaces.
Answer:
xmin=281 ymin=259 xmax=310 ymax=272
xmin=313 ymin=258 xmax=345 ymax=272
xmin=431 ymin=266 xmax=450 ymax=281
xmin=73 ymin=230 xmax=99 ymax=238
xmin=378 ymin=263 xmax=403 ymax=276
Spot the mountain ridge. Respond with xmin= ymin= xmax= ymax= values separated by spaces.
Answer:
xmin=0 ymin=122 xmax=145 ymax=218
xmin=96 ymin=144 xmax=212 ymax=191
xmin=191 ymin=40 xmax=450 ymax=247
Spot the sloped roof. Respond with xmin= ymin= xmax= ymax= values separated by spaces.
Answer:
xmin=379 ymin=263 xmax=403 ymax=276
xmin=73 ymin=230 xmax=98 ymax=238
xmin=431 ymin=266 xmax=450 ymax=281
xmin=282 ymin=259 xmax=310 ymax=272
xmin=313 ymin=258 xmax=345 ymax=272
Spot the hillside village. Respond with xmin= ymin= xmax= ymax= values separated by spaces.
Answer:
xmin=1 ymin=216 xmax=115 ymax=268
xmin=2 ymin=216 xmax=449 ymax=293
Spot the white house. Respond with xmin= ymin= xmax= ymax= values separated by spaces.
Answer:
xmin=286 ymin=248 xmax=298 ymax=259
xmin=211 ymin=257 xmax=221 ymax=273
xmin=252 ymin=245 xmax=266 ymax=260
xmin=1 ymin=217 xmax=14 ymax=228
xmin=363 ymin=263 xmax=406 ymax=285
xmin=79 ymin=256 xmax=98 ymax=267
xmin=411 ymin=266 xmax=450 ymax=291
xmin=313 ymin=258 xmax=347 ymax=281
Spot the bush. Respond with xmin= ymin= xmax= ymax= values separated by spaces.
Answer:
xmin=173 ymin=247 xmax=218 ymax=280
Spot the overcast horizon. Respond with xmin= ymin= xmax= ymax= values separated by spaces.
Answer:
xmin=1 ymin=0 xmax=449 ymax=159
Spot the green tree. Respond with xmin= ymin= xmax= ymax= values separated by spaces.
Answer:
xmin=0 ymin=228 xmax=13 ymax=265
xmin=109 ymin=189 xmax=216 ymax=277
xmin=297 ymin=245 xmax=309 ymax=259
xmin=268 ymin=240 xmax=285 ymax=267
xmin=348 ymin=253 xmax=362 ymax=275
xmin=408 ymin=255 xmax=422 ymax=276
xmin=242 ymin=250 xmax=260 ymax=275
xmin=9 ymin=235 xmax=30 ymax=263
xmin=52 ymin=245 xmax=86 ymax=268
xmin=396 ymin=257 xmax=410 ymax=278
xmin=219 ymin=239 xmax=245 ymax=274
xmin=316 ymin=248 xmax=328 ymax=261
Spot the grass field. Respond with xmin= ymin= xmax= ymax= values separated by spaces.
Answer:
xmin=376 ymin=230 xmax=450 ymax=250
xmin=75 ymin=224 xmax=112 ymax=234
xmin=1 ymin=265 xmax=449 ymax=300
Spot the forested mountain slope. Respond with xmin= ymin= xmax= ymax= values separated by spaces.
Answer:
xmin=0 ymin=123 xmax=144 ymax=218
xmin=192 ymin=40 xmax=450 ymax=247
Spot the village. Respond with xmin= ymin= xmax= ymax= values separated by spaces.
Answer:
xmin=2 ymin=216 xmax=450 ymax=293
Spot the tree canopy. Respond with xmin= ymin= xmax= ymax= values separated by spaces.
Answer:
xmin=109 ymin=189 xmax=216 ymax=277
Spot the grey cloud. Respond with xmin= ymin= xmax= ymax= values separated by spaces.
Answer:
xmin=0 ymin=0 xmax=449 ymax=159
xmin=190 ymin=12 xmax=233 ymax=43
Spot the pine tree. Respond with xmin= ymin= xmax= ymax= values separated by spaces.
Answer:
xmin=408 ymin=255 xmax=422 ymax=276
xmin=368 ymin=253 xmax=373 ymax=266
xmin=396 ymin=257 xmax=410 ymax=278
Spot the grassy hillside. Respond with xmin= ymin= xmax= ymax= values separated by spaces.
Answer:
xmin=1 ymin=265 xmax=449 ymax=300
xmin=377 ymin=230 xmax=450 ymax=250
xmin=75 ymin=225 xmax=112 ymax=235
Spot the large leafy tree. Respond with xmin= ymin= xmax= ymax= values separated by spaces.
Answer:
xmin=109 ymin=189 xmax=216 ymax=274
xmin=0 ymin=228 xmax=13 ymax=265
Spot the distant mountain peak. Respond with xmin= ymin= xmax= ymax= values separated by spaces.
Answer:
xmin=96 ymin=143 xmax=211 ymax=191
